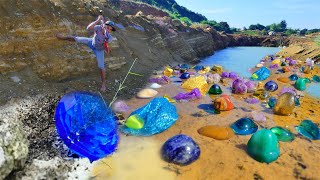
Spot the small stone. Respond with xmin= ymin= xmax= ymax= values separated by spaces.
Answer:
xmin=180 ymin=73 xmax=191 ymax=79
xmin=198 ymin=125 xmax=234 ymax=140
xmin=264 ymin=80 xmax=278 ymax=92
xmin=247 ymin=129 xmax=280 ymax=163
xmin=270 ymin=126 xmax=295 ymax=142
xmin=312 ymin=75 xmax=320 ymax=82
xmin=277 ymin=77 xmax=291 ymax=83
xmin=273 ymin=92 xmax=295 ymax=116
xmin=208 ymin=84 xmax=222 ymax=95
xmin=161 ymin=134 xmax=200 ymax=165
xmin=125 ymin=114 xmax=145 ymax=130
xmin=137 ymin=88 xmax=158 ymax=98
xmin=230 ymin=118 xmax=258 ymax=135
xmin=295 ymin=78 xmax=311 ymax=91
xmin=295 ymin=120 xmax=320 ymax=140
xmin=289 ymin=74 xmax=299 ymax=81
xmin=268 ymin=96 xmax=277 ymax=109
xmin=253 ymin=89 xmax=269 ymax=100
xmin=212 ymin=95 xmax=234 ymax=111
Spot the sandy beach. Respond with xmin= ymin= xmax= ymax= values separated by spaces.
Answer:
xmin=91 ymin=58 xmax=320 ymax=180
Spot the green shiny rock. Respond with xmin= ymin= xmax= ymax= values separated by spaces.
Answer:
xmin=281 ymin=62 xmax=286 ymax=66
xmin=296 ymin=120 xmax=320 ymax=140
xmin=295 ymin=78 xmax=311 ymax=91
xmin=247 ymin=129 xmax=280 ymax=163
xmin=208 ymin=84 xmax=222 ymax=95
xmin=270 ymin=126 xmax=295 ymax=142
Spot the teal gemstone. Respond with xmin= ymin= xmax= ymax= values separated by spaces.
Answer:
xmin=247 ymin=129 xmax=280 ymax=163
xmin=289 ymin=74 xmax=298 ymax=81
xmin=208 ymin=84 xmax=223 ymax=95
xmin=268 ymin=96 xmax=277 ymax=109
xmin=312 ymin=75 xmax=320 ymax=82
xmin=230 ymin=118 xmax=258 ymax=135
xmin=270 ymin=126 xmax=295 ymax=142
xmin=281 ymin=62 xmax=286 ymax=66
xmin=295 ymin=78 xmax=311 ymax=91
xmin=294 ymin=97 xmax=300 ymax=106
xmin=295 ymin=120 xmax=320 ymax=140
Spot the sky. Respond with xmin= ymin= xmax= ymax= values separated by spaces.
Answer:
xmin=175 ymin=0 xmax=320 ymax=29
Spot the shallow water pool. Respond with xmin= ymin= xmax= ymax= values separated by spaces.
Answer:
xmin=198 ymin=46 xmax=280 ymax=78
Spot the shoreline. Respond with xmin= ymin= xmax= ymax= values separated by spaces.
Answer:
xmin=92 ymin=55 xmax=320 ymax=179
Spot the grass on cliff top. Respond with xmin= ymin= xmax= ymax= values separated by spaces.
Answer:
xmin=235 ymin=30 xmax=266 ymax=36
xmin=314 ymin=35 xmax=320 ymax=46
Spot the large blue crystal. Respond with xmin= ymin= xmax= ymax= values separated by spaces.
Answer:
xmin=120 ymin=97 xmax=178 ymax=136
xmin=54 ymin=91 xmax=118 ymax=162
xmin=231 ymin=118 xmax=258 ymax=135
xmin=161 ymin=134 xmax=200 ymax=165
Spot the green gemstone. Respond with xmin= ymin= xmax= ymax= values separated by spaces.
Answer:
xmin=295 ymin=78 xmax=311 ymax=91
xmin=247 ymin=129 xmax=280 ymax=163
xmin=281 ymin=62 xmax=286 ymax=66
xmin=270 ymin=126 xmax=295 ymax=142
xmin=296 ymin=120 xmax=320 ymax=140
xmin=208 ymin=84 xmax=223 ymax=95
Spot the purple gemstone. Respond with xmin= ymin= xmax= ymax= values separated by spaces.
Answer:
xmin=229 ymin=72 xmax=238 ymax=80
xmin=245 ymin=80 xmax=257 ymax=93
xmin=221 ymin=72 xmax=229 ymax=78
xmin=264 ymin=80 xmax=278 ymax=92
xmin=232 ymin=78 xmax=247 ymax=94
xmin=245 ymin=97 xmax=260 ymax=104
xmin=269 ymin=64 xmax=279 ymax=69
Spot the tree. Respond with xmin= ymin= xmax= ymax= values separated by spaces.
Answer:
xmin=279 ymin=20 xmax=287 ymax=32
xmin=299 ymin=29 xmax=308 ymax=36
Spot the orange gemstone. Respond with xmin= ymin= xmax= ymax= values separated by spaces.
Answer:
xmin=198 ymin=125 xmax=235 ymax=140
xmin=277 ymin=77 xmax=290 ymax=83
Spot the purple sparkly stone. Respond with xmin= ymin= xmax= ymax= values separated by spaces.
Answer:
xmin=232 ymin=79 xmax=247 ymax=94
xmin=229 ymin=72 xmax=238 ymax=80
xmin=278 ymin=87 xmax=296 ymax=96
xmin=221 ymin=72 xmax=229 ymax=78
xmin=161 ymin=134 xmax=200 ymax=165
xmin=269 ymin=64 xmax=279 ymax=69
xmin=149 ymin=76 xmax=170 ymax=84
xmin=174 ymin=88 xmax=202 ymax=101
xmin=264 ymin=80 xmax=278 ymax=92
xmin=245 ymin=97 xmax=260 ymax=104
xmin=245 ymin=80 xmax=257 ymax=93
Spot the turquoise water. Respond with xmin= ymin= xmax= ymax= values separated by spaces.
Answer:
xmin=198 ymin=46 xmax=280 ymax=78
xmin=307 ymin=83 xmax=320 ymax=98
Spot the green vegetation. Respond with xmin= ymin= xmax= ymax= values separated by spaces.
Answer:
xmin=131 ymin=0 xmax=320 ymax=36
xmin=315 ymin=35 xmax=320 ymax=46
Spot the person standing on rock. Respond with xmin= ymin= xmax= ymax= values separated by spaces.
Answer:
xmin=56 ymin=15 xmax=116 ymax=92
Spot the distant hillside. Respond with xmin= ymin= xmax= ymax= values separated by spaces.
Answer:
xmin=132 ymin=0 xmax=207 ymax=22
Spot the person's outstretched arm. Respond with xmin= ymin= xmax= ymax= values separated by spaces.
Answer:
xmin=87 ymin=15 xmax=103 ymax=30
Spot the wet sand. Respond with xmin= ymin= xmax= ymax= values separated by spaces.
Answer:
xmin=92 ymin=63 xmax=320 ymax=179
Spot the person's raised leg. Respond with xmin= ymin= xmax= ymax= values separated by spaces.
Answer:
xmin=56 ymin=33 xmax=76 ymax=41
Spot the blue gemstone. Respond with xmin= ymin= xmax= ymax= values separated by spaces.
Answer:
xmin=289 ymin=74 xmax=299 ymax=81
xmin=180 ymin=64 xmax=190 ymax=70
xmin=231 ymin=118 xmax=258 ymax=135
xmin=296 ymin=120 xmax=320 ymax=140
xmin=193 ymin=65 xmax=204 ymax=71
xmin=120 ymin=97 xmax=178 ymax=136
xmin=264 ymin=80 xmax=278 ymax=92
xmin=268 ymin=96 xmax=277 ymax=109
xmin=161 ymin=134 xmax=200 ymax=165
xmin=180 ymin=73 xmax=191 ymax=79
xmin=54 ymin=91 xmax=118 ymax=162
